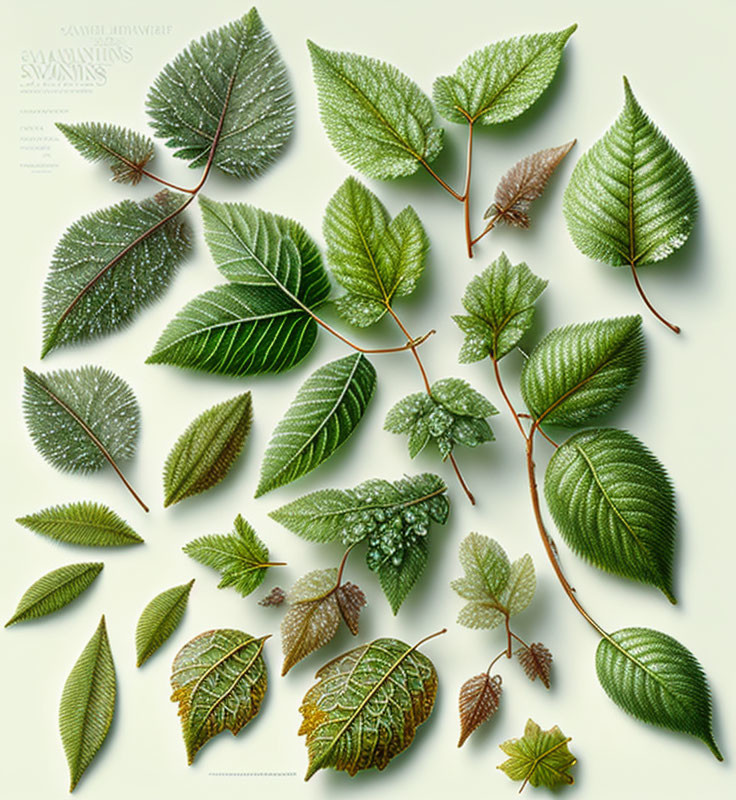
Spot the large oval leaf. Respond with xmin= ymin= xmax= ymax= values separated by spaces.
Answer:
xmin=16 ymin=502 xmax=143 ymax=547
xmin=136 ymin=580 xmax=194 ymax=667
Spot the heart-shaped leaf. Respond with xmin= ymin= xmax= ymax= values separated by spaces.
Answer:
xmin=16 ymin=502 xmax=143 ymax=547
xmin=136 ymin=580 xmax=194 ymax=667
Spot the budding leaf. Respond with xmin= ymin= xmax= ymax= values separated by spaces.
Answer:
xmin=498 ymin=719 xmax=576 ymax=791
xmin=458 ymin=672 xmax=502 ymax=747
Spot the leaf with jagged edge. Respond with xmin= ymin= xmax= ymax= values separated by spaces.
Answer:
xmin=163 ymin=393 xmax=252 ymax=507
xmin=453 ymin=253 xmax=547 ymax=363
xmin=136 ymin=580 xmax=194 ymax=667
xmin=458 ymin=672 xmax=502 ymax=747
xmin=256 ymin=353 xmax=376 ymax=497
xmin=596 ymin=627 xmax=722 ymax=760
xmin=335 ymin=583 xmax=366 ymax=635
xmin=16 ymin=501 xmax=143 ymax=547
xmin=545 ymin=428 xmax=676 ymax=601
xmin=516 ymin=643 xmax=553 ymax=689
xmin=452 ymin=533 xmax=510 ymax=630
xmin=433 ymin=25 xmax=576 ymax=125
xmin=41 ymin=191 xmax=192 ymax=358
xmin=170 ymin=629 xmax=268 ymax=764
xmin=299 ymin=635 xmax=438 ymax=779
xmin=308 ymin=41 xmax=444 ymax=180
xmin=498 ymin=718 xmax=576 ymax=791
xmin=5 ymin=563 xmax=103 ymax=627
xmin=259 ymin=586 xmax=285 ymax=607
xmin=505 ymin=554 xmax=536 ymax=616
xmin=147 ymin=9 xmax=294 ymax=179
xmin=520 ymin=316 xmax=644 ymax=427
xmin=375 ymin=535 xmax=429 ymax=615
xmin=59 ymin=615 xmax=116 ymax=791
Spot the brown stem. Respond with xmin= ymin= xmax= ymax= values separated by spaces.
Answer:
xmin=462 ymin=120 xmax=475 ymax=258
xmin=411 ymin=627 xmax=448 ymax=650
xmin=419 ymin=159 xmax=463 ymax=201
xmin=307 ymin=309 xmax=435 ymax=355
xmin=470 ymin=212 xmax=501 ymax=247
xmin=504 ymin=613 xmax=512 ymax=658
xmin=493 ymin=358 xmax=527 ymax=438
xmin=509 ymin=630 xmax=531 ymax=651
xmin=139 ymin=168 xmax=195 ymax=194
xmin=486 ymin=648 xmax=508 ymax=674
xmin=448 ymin=454 xmax=476 ymax=505
xmin=335 ymin=544 xmax=355 ymax=587
xmin=629 ymin=262 xmax=681 ymax=334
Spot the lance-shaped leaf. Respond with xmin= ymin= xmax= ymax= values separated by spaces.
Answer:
xmin=16 ymin=501 xmax=143 ymax=547
xmin=516 ymin=643 xmax=553 ymax=689
xmin=42 ymin=191 xmax=192 ymax=358
xmin=458 ymin=672 xmax=503 ymax=747
xmin=256 ymin=353 xmax=376 ymax=497
xmin=59 ymin=616 xmax=116 ymax=791
xmin=163 ymin=392 xmax=252 ymax=507
xmin=299 ymin=635 xmax=439 ymax=779
xmin=136 ymin=580 xmax=194 ymax=667
xmin=147 ymin=9 xmax=294 ymax=179
xmin=308 ymin=41 xmax=444 ymax=180
xmin=520 ymin=316 xmax=644 ymax=427
xmin=454 ymin=254 xmax=548 ymax=362
xmin=545 ymin=428 xmax=676 ymax=601
xmin=323 ymin=177 xmax=428 ymax=327
xmin=498 ymin=719 xmax=576 ymax=791
xmin=170 ymin=629 xmax=269 ymax=764
xmin=596 ymin=627 xmax=722 ymax=759
xmin=433 ymin=25 xmax=576 ymax=125
xmin=5 ymin=562 xmax=103 ymax=626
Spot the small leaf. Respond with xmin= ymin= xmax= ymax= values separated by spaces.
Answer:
xmin=259 ymin=587 xmax=285 ymax=606
xmin=452 ymin=533 xmax=510 ymax=630
xmin=135 ymin=580 xmax=194 ymax=667
xmin=16 ymin=501 xmax=143 ymax=547
xmin=163 ymin=392 xmax=252 ymax=507
xmin=505 ymin=554 xmax=537 ymax=616
xmin=596 ymin=627 xmax=722 ymax=759
xmin=59 ymin=615 xmax=116 ymax=791
xmin=335 ymin=583 xmax=366 ymax=635
xmin=5 ymin=563 xmax=103 ymax=626
xmin=498 ymin=719 xmax=576 ymax=791
xmin=516 ymin=643 xmax=553 ymax=689
xmin=374 ymin=535 xmax=428 ymax=614
xmin=458 ymin=673 xmax=503 ymax=747
xmin=308 ymin=41 xmax=444 ymax=180
xmin=170 ymin=629 xmax=268 ymax=764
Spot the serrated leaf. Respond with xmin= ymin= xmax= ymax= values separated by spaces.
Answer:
xmin=163 ymin=392 xmax=252 ymax=506
xmin=259 ymin=586 xmax=285 ymax=606
xmin=135 ymin=580 xmax=194 ymax=667
xmin=596 ymin=627 xmax=721 ymax=759
xmin=376 ymin=535 xmax=428 ymax=614
xmin=520 ymin=316 xmax=644 ymax=427
xmin=16 ymin=501 xmax=143 ymax=547
xmin=256 ymin=353 xmax=376 ymax=496
xmin=505 ymin=553 xmax=536 ymax=616
xmin=5 ymin=562 xmax=103 ymax=626
xmin=458 ymin=673 xmax=503 ymax=747
xmin=516 ymin=643 xmax=553 ymax=689
xmin=335 ymin=583 xmax=366 ymax=635
xmin=433 ymin=25 xmax=576 ymax=125
xmin=498 ymin=718 xmax=576 ymax=791
xmin=170 ymin=629 xmax=268 ymax=764
xmin=41 ymin=191 xmax=192 ymax=358
xmin=308 ymin=41 xmax=444 ymax=180
xmin=147 ymin=9 xmax=293 ymax=179
xmin=545 ymin=428 xmax=676 ymax=600
xmin=59 ymin=615 xmax=116 ymax=791
xmin=299 ymin=636 xmax=438 ymax=779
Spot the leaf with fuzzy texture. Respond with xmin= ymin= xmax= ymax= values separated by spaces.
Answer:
xmin=458 ymin=673 xmax=502 ymax=747
xmin=505 ymin=554 xmax=536 ymax=616
xmin=163 ymin=393 xmax=252 ymax=507
xmin=136 ymin=580 xmax=194 ymax=667
xmin=516 ymin=643 xmax=553 ymax=689
xmin=498 ymin=719 xmax=576 ymax=791
xmin=259 ymin=587 xmax=285 ymax=606
xmin=16 ymin=502 xmax=143 ymax=547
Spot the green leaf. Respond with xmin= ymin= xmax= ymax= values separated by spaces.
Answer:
xmin=299 ymin=636 xmax=438 ymax=779
xmin=375 ymin=535 xmax=428 ymax=614
xmin=505 ymin=554 xmax=537 ymax=616
xmin=41 ymin=191 xmax=192 ymax=358
xmin=497 ymin=718 xmax=576 ymax=791
xmin=308 ymin=41 xmax=444 ymax=180
xmin=545 ymin=428 xmax=676 ymax=601
xmin=596 ymin=627 xmax=722 ymax=760
xmin=135 ymin=580 xmax=194 ymax=667
xmin=183 ymin=515 xmax=278 ymax=597
xmin=163 ymin=392 xmax=252 ymax=507
xmin=170 ymin=629 xmax=268 ymax=764
xmin=433 ymin=25 xmax=576 ymax=125
xmin=59 ymin=615 xmax=116 ymax=791
xmin=257 ymin=353 xmax=376 ymax=496
xmin=147 ymin=9 xmax=294 ymax=179
xmin=56 ymin=121 xmax=155 ymax=184
xmin=16 ymin=501 xmax=143 ymax=547
xmin=520 ymin=316 xmax=644 ymax=426
xmin=453 ymin=252 xmax=548 ymax=362
xmin=5 ymin=563 xmax=103 ymax=626
xmin=323 ymin=177 xmax=428 ymax=327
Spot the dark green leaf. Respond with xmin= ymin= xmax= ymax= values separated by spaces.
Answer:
xmin=136 ymin=580 xmax=194 ymax=667
xmin=16 ymin=502 xmax=143 ymax=547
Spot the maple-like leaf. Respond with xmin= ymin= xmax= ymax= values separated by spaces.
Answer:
xmin=516 ymin=643 xmax=553 ymax=689
xmin=458 ymin=672 xmax=502 ymax=747
xmin=498 ymin=719 xmax=576 ymax=791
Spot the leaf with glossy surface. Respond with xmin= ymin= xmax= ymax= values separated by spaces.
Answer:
xmin=16 ymin=502 xmax=143 ymax=547
xmin=458 ymin=672 xmax=502 ymax=747
xmin=516 ymin=643 xmax=553 ymax=689
xmin=498 ymin=718 xmax=576 ymax=791
xmin=136 ymin=580 xmax=194 ymax=667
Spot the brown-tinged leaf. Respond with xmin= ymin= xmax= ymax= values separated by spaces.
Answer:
xmin=516 ymin=642 xmax=553 ymax=689
xmin=335 ymin=581 xmax=366 ymax=635
xmin=458 ymin=672 xmax=502 ymax=746
xmin=259 ymin=586 xmax=285 ymax=606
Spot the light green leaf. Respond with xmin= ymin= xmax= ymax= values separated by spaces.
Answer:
xmin=596 ymin=628 xmax=722 ymax=760
xmin=505 ymin=554 xmax=536 ymax=616
xmin=147 ymin=9 xmax=294 ymax=178
xmin=163 ymin=392 xmax=252 ymax=507
xmin=5 ymin=563 xmax=103 ymax=626
xmin=433 ymin=25 xmax=576 ymax=125
xmin=16 ymin=502 xmax=143 ymax=547
xmin=520 ymin=316 xmax=644 ymax=426
xmin=497 ymin=718 xmax=576 ymax=791
xmin=136 ymin=580 xmax=194 ymax=667
xmin=308 ymin=41 xmax=444 ymax=180
xmin=257 ymin=354 xmax=376 ymax=496
xmin=59 ymin=615 xmax=116 ymax=791
xmin=452 ymin=533 xmax=510 ymax=630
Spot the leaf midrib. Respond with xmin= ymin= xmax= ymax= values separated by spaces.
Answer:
xmin=8 ymin=564 xmax=101 ymax=625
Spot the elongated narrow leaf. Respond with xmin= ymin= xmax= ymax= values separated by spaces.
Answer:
xmin=5 ymin=563 xmax=103 ymax=626
xmin=136 ymin=580 xmax=194 ymax=667
xmin=42 ymin=191 xmax=192 ymax=357
xmin=545 ymin=428 xmax=676 ymax=600
xmin=520 ymin=316 xmax=644 ymax=426
xmin=257 ymin=354 xmax=376 ymax=496
xmin=16 ymin=501 xmax=143 ymax=547
xmin=299 ymin=636 xmax=438 ymax=779
xmin=59 ymin=616 xmax=116 ymax=791
xmin=147 ymin=9 xmax=294 ymax=178
xmin=458 ymin=673 xmax=503 ymax=747
xmin=170 ymin=629 xmax=268 ymax=764
xmin=498 ymin=719 xmax=576 ymax=791
xmin=596 ymin=628 xmax=722 ymax=759
xmin=433 ymin=25 xmax=576 ymax=125
xmin=163 ymin=392 xmax=252 ymax=507
xmin=308 ymin=41 xmax=444 ymax=179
